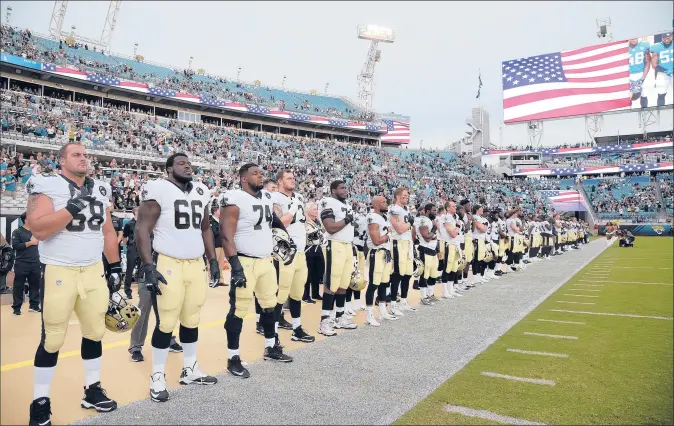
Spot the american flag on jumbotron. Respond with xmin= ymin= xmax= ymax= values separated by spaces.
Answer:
xmin=502 ymin=40 xmax=631 ymax=123
xmin=380 ymin=120 xmax=411 ymax=144
xmin=540 ymin=190 xmax=587 ymax=212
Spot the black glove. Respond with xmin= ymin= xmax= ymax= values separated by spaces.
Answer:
xmin=384 ymin=250 xmax=392 ymax=263
xmin=405 ymin=213 xmax=415 ymax=225
xmin=65 ymin=184 xmax=96 ymax=218
xmin=343 ymin=211 xmax=354 ymax=225
xmin=107 ymin=261 xmax=122 ymax=293
xmin=284 ymin=240 xmax=297 ymax=266
xmin=209 ymin=258 xmax=220 ymax=284
xmin=228 ymin=255 xmax=247 ymax=288
xmin=141 ymin=263 xmax=167 ymax=296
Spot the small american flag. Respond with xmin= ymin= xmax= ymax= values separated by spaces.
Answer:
xmin=502 ymin=40 xmax=631 ymax=123
xmin=381 ymin=120 xmax=410 ymax=144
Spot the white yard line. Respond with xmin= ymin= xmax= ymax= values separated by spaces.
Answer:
xmin=578 ymin=280 xmax=673 ymax=286
xmin=562 ymin=294 xmax=599 ymax=298
xmin=481 ymin=372 xmax=556 ymax=387
xmin=573 ymin=283 xmax=604 ymax=287
xmin=568 ymin=288 xmax=602 ymax=292
xmin=537 ymin=319 xmax=585 ymax=325
xmin=556 ymin=301 xmax=596 ymax=305
xmin=610 ymin=266 xmax=672 ymax=270
xmin=523 ymin=332 xmax=578 ymax=340
xmin=549 ymin=309 xmax=674 ymax=320
xmin=444 ymin=405 xmax=547 ymax=425
xmin=507 ymin=348 xmax=569 ymax=358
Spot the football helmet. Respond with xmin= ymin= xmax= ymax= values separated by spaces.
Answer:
xmin=630 ymin=78 xmax=643 ymax=94
xmin=484 ymin=244 xmax=493 ymax=263
xmin=413 ymin=258 xmax=424 ymax=279
xmin=105 ymin=291 xmax=140 ymax=332
xmin=305 ymin=220 xmax=325 ymax=250
xmin=457 ymin=254 xmax=466 ymax=270
xmin=272 ymin=228 xmax=296 ymax=264
xmin=349 ymin=269 xmax=367 ymax=291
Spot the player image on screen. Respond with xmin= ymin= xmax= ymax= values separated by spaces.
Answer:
xmin=628 ymin=38 xmax=651 ymax=108
xmin=650 ymin=31 xmax=673 ymax=106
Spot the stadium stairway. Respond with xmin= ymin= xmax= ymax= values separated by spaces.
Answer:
xmin=654 ymin=181 xmax=669 ymax=221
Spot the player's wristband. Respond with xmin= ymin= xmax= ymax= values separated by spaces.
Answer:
xmin=109 ymin=261 xmax=122 ymax=274
xmin=65 ymin=202 xmax=83 ymax=218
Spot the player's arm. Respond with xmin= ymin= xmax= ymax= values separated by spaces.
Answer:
xmin=271 ymin=212 xmax=290 ymax=232
xmin=390 ymin=213 xmax=411 ymax=235
xmin=102 ymin=208 xmax=121 ymax=263
xmin=200 ymin=205 xmax=216 ymax=261
xmin=25 ymin=193 xmax=78 ymax=241
xmin=274 ymin=202 xmax=296 ymax=228
xmin=321 ymin=208 xmax=351 ymax=234
xmin=651 ymin=49 xmax=660 ymax=69
xmin=368 ymin=223 xmax=388 ymax=246
xmin=510 ymin=221 xmax=520 ymax=234
xmin=474 ymin=219 xmax=487 ymax=232
xmin=445 ymin=222 xmax=459 ymax=238
xmin=643 ymin=50 xmax=652 ymax=78
xmin=220 ymin=205 xmax=239 ymax=258
xmin=136 ymin=200 xmax=161 ymax=265
xmin=419 ymin=224 xmax=435 ymax=242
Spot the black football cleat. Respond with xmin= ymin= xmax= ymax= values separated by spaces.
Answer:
xmin=29 ymin=397 xmax=51 ymax=426
xmin=227 ymin=356 xmax=250 ymax=379
xmin=80 ymin=382 xmax=117 ymax=412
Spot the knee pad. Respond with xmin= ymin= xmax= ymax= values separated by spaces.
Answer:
xmin=151 ymin=328 xmax=173 ymax=349
xmin=34 ymin=344 xmax=59 ymax=368
xmin=179 ymin=324 xmax=198 ymax=344
xmin=81 ymin=338 xmax=102 ymax=360
xmin=224 ymin=313 xmax=243 ymax=335
xmin=43 ymin=330 xmax=67 ymax=355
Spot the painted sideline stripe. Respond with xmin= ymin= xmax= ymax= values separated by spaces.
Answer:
xmin=523 ymin=332 xmax=578 ymax=340
xmin=569 ymin=288 xmax=602 ymax=292
xmin=507 ymin=348 xmax=569 ymax=358
xmin=537 ymin=319 xmax=585 ymax=325
xmin=444 ymin=405 xmax=547 ymax=425
xmin=557 ymin=301 xmax=596 ymax=305
xmin=549 ymin=309 xmax=674 ymax=320
xmin=481 ymin=371 xmax=556 ymax=387
xmin=610 ymin=266 xmax=672 ymax=270
xmin=562 ymin=294 xmax=599 ymax=298
xmin=579 ymin=280 xmax=673 ymax=286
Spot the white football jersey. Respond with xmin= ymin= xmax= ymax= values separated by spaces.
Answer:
xmin=506 ymin=217 xmax=519 ymax=236
xmin=220 ymin=189 xmax=275 ymax=258
xmin=444 ymin=213 xmax=460 ymax=246
xmin=319 ymin=197 xmax=354 ymax=243
xmin=490 ymin=221 xmax=500 ymax=241
xmin=473 ymin=214 xmax=489 ymax=241
xmin=140 ymin=179 xmax=211 ymax=260
xmin=353 ymin=213 xmax=368 ymax=247
xmin=437 ymin=214 xmax=450 ymax=242
xmin=497 ymin=218 xmax=507 ymax=236
xmin=388 ymin=204 xmax=413 ymax=241
xmin=27 ymin=174 xmax=111 ymax=267
xmin=415 ymin=215 xmax=437 ymax=250
xmin=366 ymin=212 xmax=391 ymax=250
xmin=271 ymin=191 xmax=306 ymax=252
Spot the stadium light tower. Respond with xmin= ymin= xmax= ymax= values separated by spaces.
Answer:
xmin=357 ymin=25 xmax=395 ymax=117
xmin=5 ymin=6 xmax=12 ymax=25
xmin=48 ymin=0 xmax=121 ymax=52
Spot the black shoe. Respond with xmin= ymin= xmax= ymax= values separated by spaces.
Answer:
xmin=302 ymin=297 xmax=315 ymax=304
xmin=291 ymin=326 xmax=315 ymax=343
xmin=131 ymin=351 xmax=144 ymax=362
xmin=494 ymin=271 xmax=503 ymax=276
xmin=13 ymin=309 xmax=21 ymax=316
xmin=264 ymin=345 xmax=293 ymax=362
xmin=256 ymin=322 xmax=264 ymax=335
xmin=29 ymin=397 xmax=51 ymax=426
xmin=227 ymin=355 xmax=250 ymax=379
xmin=0 ymin=287 xmax=12 ymax=294
xmin=313 ymin=294 xmax=323 ymax=300
xmin=29 ymin=307 xmax=41 ymax=313
xmin=169 ymin=342 xmax=183 ymax=353
xmin=125 ymin=292 xmax=133 ymax=299
xmin=274 ymin=333 xmax=284 ymax=349
xmin=80 ymin=382 xmax=117 ymax=412
xmin=278 ymin=315 xmax=293 ymax=330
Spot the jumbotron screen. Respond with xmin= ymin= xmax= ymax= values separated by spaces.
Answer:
xmin=502 ymin=30 xmax=673 ymax=124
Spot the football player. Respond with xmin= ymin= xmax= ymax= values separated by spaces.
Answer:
xmin=415 ymin=203 xmax=440 ymax=305
xmin=364 ymin=195 xmax=396 ymax=326
xmin=628 ymin=38 xmax=651 ymax=108
xmin=136 ymin=153 xmax=219 ymax=403
xmin=271 ymin=170 xmax=315 ymax=343
xmin=221 ymin=163 xmax=295 ymax=379
xmin=26 ymin=143 xmax=121 ymax=426
xmin=317 ymin=180 xmax=355 ymax=336
xmin=650 ymin=31 xmax=673 ymax=106
xmin=471 ymin=205 xmax=490 ymax=283
xmin=388 ymin=187 xmax=418 ymax=312
xmin=505 ymin=209 xmax=522 ymax=271
xmin=350 ymin=205 xmax=369 ymax=313
xmin=459 ymin=200 xmax=474 ymax=285
xmin=443 ymin=201 xmax=465 ymax=294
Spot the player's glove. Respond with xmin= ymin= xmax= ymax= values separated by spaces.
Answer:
xmin=65 ymin=184 xmax=96 ymax=218
xmin=106 ymin=261 xmax=123 ymax=293
xmin=141 ymin=263 xmax=167 ymax=296
xmin=284 ymin=240 xmax=298 ymax=266
xmin=384 ymin=250 xmax=392 ymax=264
xmin=405 ymin=213 xmax=415 ymax=225
xmin=209 ymin=258 xmax=221 ymax=285
xmin=228 ymin=255 xmax=247 ymax=288
xmin=343 ymin=211 xmax=354 ymax=225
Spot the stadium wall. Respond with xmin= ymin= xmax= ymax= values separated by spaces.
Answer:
xmin=597 ymin=224 xmax=673 ymax=236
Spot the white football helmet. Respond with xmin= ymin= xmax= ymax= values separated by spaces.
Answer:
xmin=272 ymin=228 xmax=296 ymax=264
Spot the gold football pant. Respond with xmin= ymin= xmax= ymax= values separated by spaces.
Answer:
xmin=421 ymin=249 xmax=439 ymax=279
xmin=154 ymin=254 xmax=208 ymax=334
xmin=278 ymin=252 xmax=308 ymax=304
xmin=392 ymin=240 xmax=414 ymax=276
xmin=41 ymin=261 xmax=109 ymax=353
xmin=445 ymin=243 xmax=459 ymax=273
xmin=475 ymin=239 xmax=486 ymax=262
xmin=356 ymin=248 xmax=366 ymax=277
xmin=231 ymin=256 xmax=277 ymax=319
xmin=499 ymin=238 xmax=508 ymax=259
xmin=323 ymin=240 xmax=354 ymax=293
xmin=464 ymin=232 xmax=474 ymax=263
xmin=368 ymin=249 xmax=392 ymax=286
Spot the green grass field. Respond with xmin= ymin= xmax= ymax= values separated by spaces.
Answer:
xmin=395 ymin=237 xmax=673 ymax=425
